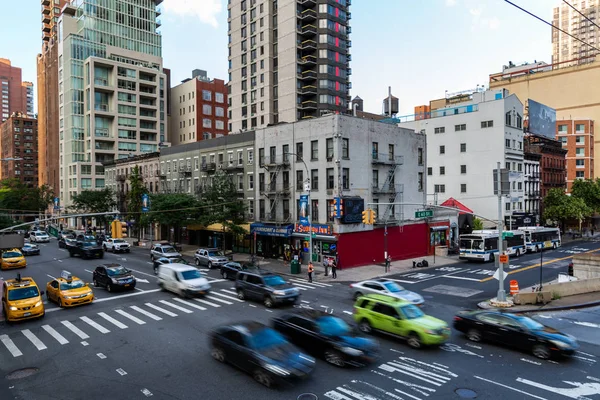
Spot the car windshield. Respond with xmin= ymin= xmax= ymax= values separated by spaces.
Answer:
xmin=227 ymin=262 xmax=241 ymax=268
xmin=114 ymin=239 xmax=125 ymax=243
xmin=316 ymin=316 xmax=352 ymax=337
xmin=106 ymin=266 xmax=129 ymax=276
xmin=263 ymin=275 xmax=286 ymax=286
xmin=161 ymin=246 xmax=176 ymax=253
xmin=249 ymin=328 xmax=287 ymax=351
xmin=382 ymin=282 xmax=403 ymax=292
xmin=35 ymin=233 xmax=46 ymax=237
xmin=400 ymin=305 xmax=425 ymax=319
xmin=81 ymin=242 xmax=96 ymax=247
xmin=181 ymin=270 xmax=203 ymax=280
xmin=208 ymin=250 xmax=224 ymax=257
xmin=3 ymin=251 xmax=22 ymax=258
xmin=517 ymin=316 xmax=545 ymax=331
xmin=7 ymin=286 xmax=39 ymax=301
xmin=60 ymin=280 xmax=85 ymax=290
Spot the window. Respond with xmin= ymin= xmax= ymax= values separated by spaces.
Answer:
xmin=418 ymin=172 xmax=423 ymax=192
xmin=203 ymin=104 xmax=212 ymax=115
xmin=576 ymin=171 xmax=585 ymax=178
xmin=248 ymin=174 xmax=254 ymax=189
xmin=558 ymin=125 xmax=568 ymax=133
xmin=311 ymin=169 xmax=318 ymax=190
xmin=481 ymin=120 xmax=493 ymax=128
xmin=439 ymin=166 xmax=445 ymax=175
xmin=461 ymin=165 xmax=467 ymax=174
xmin=203 ymin=118 xmax=212 ymax=128
xmin=311 ymin=200 xmax=319 ymax=221
xmin=460 ymin=143 xmax=466 ymax=152
xmin=505 ymin=139 xmax=511 ymax=148
xmin=576 ymin=136 xmax=585 ymax=144
xmin=454 ymin=124 xmax=466 ymax=131
xmin=296 ymin=142 xmax=303 ymax=160
xmin=576 ymin=123 xmax=585 ymax=132
xmin=342 ymin=138 xmax=349 ymax=158
xmin=434 ymin=184 xmax=445 ymax=193
xmin=417 ymin=148 xmax=423 ymax=166
xmin=461 ymin=184 xmax=467 ymax=193
xmin=439 ymin=145 xmax=445 ymax=154
xmin=296 ymin=170 xmax=303 ymax=190
xmin=434 ymin=127 xmax=445 ymax=134
xmin=311 ymin=140 xmax=318 ymax=160
xmin=247 ymin=149 xmax=254 ymax=164
xmin=342 ymin=168 xmax=349 ymax=190
xmin=516 ymin=114 xmax=522 ymax=129
xmin=326 ymin=138 xmax=334 ymax=160
xmin=202 ymin=90 xmax=212 ymax=101
xmin=576 ymin=159 xmax=585 ymax=167
xmin=576 ymin=148 xmax=585 ymax=156
xmin=215 ymin=93 xmax=224 ymax=103
xmin=427 ymin=167 xmax=432 ymax=176
xmin=326 ymin=168 xmax=334 ymax=189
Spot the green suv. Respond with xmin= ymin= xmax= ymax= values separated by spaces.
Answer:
xmin=353 ymin=294 xmax=450 ymax=349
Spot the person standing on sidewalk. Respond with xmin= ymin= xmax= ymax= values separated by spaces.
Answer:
xmin=331 ymin=259 xmax=337 ymax=279
xmin=308 ymin=261 xmax=314 ymax=283
xmin=323 ymin=257 xmax=330 ymax=276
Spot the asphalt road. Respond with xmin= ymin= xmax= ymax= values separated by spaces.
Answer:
xmin=0 ymin=240 xmax=599 ymax=400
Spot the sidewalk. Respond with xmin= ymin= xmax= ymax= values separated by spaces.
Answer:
xmin=478 ymin=292 xmax=600 ymax=313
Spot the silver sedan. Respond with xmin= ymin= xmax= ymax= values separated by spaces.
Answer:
xmin=350 ymin=279 xmax=425 ymax=305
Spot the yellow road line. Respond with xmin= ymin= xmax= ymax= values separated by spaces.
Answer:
xmin=478 ymin=248 xmax=600 ymax=283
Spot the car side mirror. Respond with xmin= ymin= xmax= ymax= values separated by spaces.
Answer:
xmin=40 ymin=290 xmax=45 ymax=295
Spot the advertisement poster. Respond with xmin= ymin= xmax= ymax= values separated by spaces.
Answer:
xmin=299 ymin=194 xmax=309 ymax=225
xmin=142 ymin=193 xmax=150 ymax=212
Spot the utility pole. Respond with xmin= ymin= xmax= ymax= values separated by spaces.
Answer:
xmin=496 ymin=162 xmax=507 ymax=302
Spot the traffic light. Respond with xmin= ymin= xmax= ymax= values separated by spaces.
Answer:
xmin=362 ymin=210 xmax=369 ymax=224
xmin=111 ymin=220 xmax=122 ymax=238
xmin=370 ymin=209 xmax=377 ymax=224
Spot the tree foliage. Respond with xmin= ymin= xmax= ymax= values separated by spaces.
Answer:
xmin=570 ymin=178 xmax=600 ymax=213
xmin=126 ymin=166 xmax=150 ymax=238
xmin=543 ymin=188 xmax=592 ymax=225
xmin=0 ymin=214 xmax=17 ymax=230
xmin=472 ymin=217 xmax=484 ymax=231
xmin=0 ymin=179 xmax=54 ymax=215
xmin=198 ymin=171 xmax=247 ymax=235
xmin=71 ymin=188 xmax=117 ymax=227
xmin=147 ymin=193 xmax=200 ymax=227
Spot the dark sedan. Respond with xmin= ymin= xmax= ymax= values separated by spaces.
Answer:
xmin=92 ymin=264 xmax=136 ymax=292
xmin=21 ymin=243 xmax=40 ymax=256
xmin=272 ymin=310 xmax=379 ymax=367
xmin=209 ymin=321 xmax=314 ymax=388
xmin=58 ymin=235 xmax=75 ymax=248
xmin=453 ymin=310 xmax=579 ymax=359
xmin=220 ymin=262 xmax=259 ymax=280
xmin=153 ymin=256 xmax=191 ymax=274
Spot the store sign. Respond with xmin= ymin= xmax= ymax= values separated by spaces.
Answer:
xmin=250 ymin=223 xmax=293 ymax=237
xmin=321 ymin=242 xmax=337 ymax=256
xmin=294 ymin=223 xmax=333 ymax=236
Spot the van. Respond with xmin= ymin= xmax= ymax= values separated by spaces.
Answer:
xmin=157 ymin=263 xmax=211 ymax=297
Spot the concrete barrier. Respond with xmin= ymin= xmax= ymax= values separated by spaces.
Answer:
xmin=540 ymin=276 xmax=600 ymax=297
xmin=513 ymin=291 xmax=552 ymax=305
xmin=572 ymin=254 xmax=600 ymax=279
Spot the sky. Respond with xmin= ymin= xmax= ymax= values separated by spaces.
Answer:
xmin=0 ymin=0 xmax=556 ymax=117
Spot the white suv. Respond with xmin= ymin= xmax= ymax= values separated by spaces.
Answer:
xmin=150 ymin=244 xmax=182 ymax=260
xmin=103 ymin=238 xmax=131 ymax=253
xmin=30 ymin=231 xmax=50 ymax=243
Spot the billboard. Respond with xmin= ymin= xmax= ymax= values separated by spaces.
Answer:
xmin=528 ymin=99 xmax=556 ymax=139
xmin=299 ymin=195 xmax=309 ymax=225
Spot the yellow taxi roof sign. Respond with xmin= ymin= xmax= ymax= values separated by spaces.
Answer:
xmin=60 ymin=270 xmax=73 ymax=281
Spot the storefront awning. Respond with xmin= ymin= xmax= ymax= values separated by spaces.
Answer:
xmin=186 ymin=223 xmax=250 ymax=233
xmin=430 ymin=226 xmax=449 ymax=231
xmin=251 ymin=223 xmax=294 ymax=237
xmin=440 ymin=197 xmax=474 ymax=215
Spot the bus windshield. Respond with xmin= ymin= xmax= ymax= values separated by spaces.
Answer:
xmin=459 ymin=239 xmax=472 ymax=249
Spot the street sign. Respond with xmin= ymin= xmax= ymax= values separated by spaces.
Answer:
xmin=415 ymin=210 xmax=433 ymax=218
xmin=499 ymin=254 xmax=509 ymax=263
xmin=493 ymin=268 xmax=506 ymax=281
xmin=502 ymin=232 xmax=514 ymax=239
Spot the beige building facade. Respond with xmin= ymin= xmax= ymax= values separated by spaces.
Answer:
xmin=552 ymin=0 xmax=600 ymax=66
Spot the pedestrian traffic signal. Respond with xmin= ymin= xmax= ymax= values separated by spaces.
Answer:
xmin=362 ymin=209 xmax=369 ymax=224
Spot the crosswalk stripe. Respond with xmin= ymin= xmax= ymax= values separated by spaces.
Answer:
xmin=22 ymin=329 xmax=47 ymax=351
xmin=221 ymin=289 xmax=238 ymax=295
xmin=290 ymin=284 xmax=309 ymax=290
xmin=159 ymin=300 xmax=193 ymax=314
xmin=114 ymin=309 xmax=146 ymax=325
xmin=205 ymin=294 xmax=233 ymax=305
xmin=213 ymin=291 xmax=244 ymax=302
xmin=80 ymin=316 xmax=111 ymax=334
xmin=42 ymin=325 xmax=69 ymax=345
xmin=61 ymin=320 xmax=89 ymax=339
xmin=289 ymin=278 xmax=330 ymax=287
xmin=145 ymin=303 xmax=178 ymax=317
xmin=172 ymin=298 xmax=207 ymax=311
xmin=0 ymin=334 xmax=23 ymax=357
xmin=131 ymin=305 xmax=162 ymax=321
xmin=194 ymin=298 xmax=221 ymax=308
xmin=98 ymin=312 xmax=128 ymax=329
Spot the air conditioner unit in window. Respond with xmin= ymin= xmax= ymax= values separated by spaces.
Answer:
xmin=218 ymin=164 xmax=224 ymax=169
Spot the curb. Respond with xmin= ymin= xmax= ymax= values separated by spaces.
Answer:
xmin=477 ymin=299 xmax=600 ymax=313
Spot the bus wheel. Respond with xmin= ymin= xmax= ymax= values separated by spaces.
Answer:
xmin=489 ymin=253 xmax=495 ymax=262
xmin=535 ymin=246 xmax=540 ymax=253
xmin=515 ymin=249 xmax=520 ymax=257
xmin=552 ymin=242 xmax=557 ymax=249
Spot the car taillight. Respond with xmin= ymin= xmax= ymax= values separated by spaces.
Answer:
xmin=453 ymin=316 xmax=462 ymax=321
xmin=349 ymin=284 xmax=354 ymax=288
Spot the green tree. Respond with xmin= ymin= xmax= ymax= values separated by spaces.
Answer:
xmin=198 ymin=171 xmax=247 ymax=236
xmin=71 ymin=188 xmax=117 ymax=228
xmin=126 ymin=166 xmax=149 ymax=241
xmin=148 ymin=193 xmax=200 ymax=241
xmin=0 ymin=180 xmax=55 ymax=223
xmin=0 ymin=214 xmax=17 ymax=230
xmin=472 ymin=217 xmax=484 ymax=231
xmin=543 ymin=188 xmax=593 ymax=230
xmin=570 ymin=178 xmax=600 ymax=213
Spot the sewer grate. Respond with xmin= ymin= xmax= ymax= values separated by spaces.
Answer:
xmin=297 ymin=394 xmax=318 ymax=400
xmin=455 ymin=388 xmax=478 ymax=398
xmin=6 ymin=368 xmax=40 ymax=380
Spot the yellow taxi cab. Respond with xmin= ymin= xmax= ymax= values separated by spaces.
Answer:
xmin=46 ymin=270 xmax=94 ymax=308
xmin=1 ymin=274 xmax=45 ymax=322
xmin=1 ymin=248 xmax=27 ymax=270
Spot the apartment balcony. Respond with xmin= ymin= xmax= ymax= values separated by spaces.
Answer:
xmin=259 ymin=155 xmax=291 ymax=169
xmin=298 ymin=85 xmax=317 ymax=95
xmin=116 ymin=174 xmax=126 ymax=182
xmin=298 ymin=55 xmax=317 ymax=66
xmin=297 ymin=9 xmax=317 ymax=21
xmin=156 ymin=19 xmax=161 ymax=27
xmin=525 ymin=191 xmax=541 ymax=198
xmin=42 ymin=13 xmax=50 ymax=23
xmin=178 ymin=166 xmax=192 ymax=175
xmin=94 ymin=103 xmax=110 ymax=113
xmin=42 ymin=31 xmax=51 ymax=41
xmin=371 ymin=153 xmax=404 ymax=166
xmin=347 ymin=25 xmax=352 ymax=34
xmin=94 ymin=77 xmax=110 ymax=87
xmin=155 ymin=170 xmax=166 ymax=178
xmin=95 ymin=141 xmax=114 ymax=151
xmin=298 ymin=24 xmax=317 ymax=37
xmin=372 ymin=183 xmax=404 ymax=195
xmin=43 ymin=23 xmax=51 ymax=32
xmin=297 ymin=70 xmax=317 ymax=81
xmin=298 ymin=39 xmax=317 ymax=51
xmin=94 ymin=128 xmax=112 ymax=138
xmin=298 ymin=100 xmax=317 ymax=110
xmin=259 ymin=182 xmax=291 ymax=196
xmin=42 ymin=0 xmax=50 ymax=6
xmin=201 ymin=162 xmax=217 ymax=172
xmin=297 ymin=0 xmax=316 ymax=6
xmin=225 ymin=161 xmax=245 ymax=171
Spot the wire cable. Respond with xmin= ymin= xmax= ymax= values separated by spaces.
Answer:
xmin=562 ymin=0 xmax=600 ymax=32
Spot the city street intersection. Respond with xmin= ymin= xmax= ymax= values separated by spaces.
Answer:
xmin=1 ymin=239 xmax=599 ymax=400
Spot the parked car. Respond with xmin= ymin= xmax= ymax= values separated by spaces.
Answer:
xmin=195 ymin=248 xmax=229 ymax=269
xmin=67 ymin=241 xmax=104 ymax=259
xmin=235 ymin=270 xmax=300 ymax=308
xmin=453 ymin=310 xmax=579 ymax=359
xmin=209 ymin=321 xmax=315 ymax=388
xmin=103 ymin=238 xmax=131 ymax=253
xmin=272 ymin=310 xmax=379 ymax=367
xmin=153 ymin=256 xmax=190 ymax=275
xmin=21 ymin=243 xmax=40 ymax=256
xmin=92 ymin=264 xmax=136 ymax=292
xmin=157 ymin=263 xmax=211 ymax=297
xmin=30 ymin=231 xmax=50 ymax=243
xmin=150 ymin=243 xmax=182 ymax=261
xmin=350 ymin=279 xmax=424 ymax=305
xmin=353 ymin=294 xmax=450 ymax=349
xmin=220 ymin=262 xmax=258 ymax=280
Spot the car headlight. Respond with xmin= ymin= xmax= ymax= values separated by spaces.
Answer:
xmin=337 ymin=346 xmax=363 ymax=356
xmin=64 ymin=296 xmax=74 ymax=300
xmin=273 ymin=290 xmax=286 ymax=296
xmin=263 ymin=363 xmax=290 ymax=376
xmin=549 ymin=339 xmax=572 ymax=349
xmin=111 ymin=278 xmax=118 ymax=284
xmin=34 ymin=301 xmax=42 ymax=307
xmin=9 ymin=306 xmax=18 ymax=311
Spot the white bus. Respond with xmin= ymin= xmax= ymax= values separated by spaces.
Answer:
xmin=518 ymin=226 xmax=561 ymax=252
xmin=458 ymin=230 xmax=526 ymax=262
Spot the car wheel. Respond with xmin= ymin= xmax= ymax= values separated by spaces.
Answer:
xmin=208 ymin=261 xmax=213 ymax=270
xmin=107 ymin=284 xmax=113 ymax=293
xmin=112 ymin=247 xmax=115 ymax=253
xmin=535 ymin=245 xmax=540 ymax=253
xmin=103 ymin=245 xmax=107 ymax=251
xmin=353 ymin=291 xmax=363 ymax=301
xmin=57 ymin=298 xmax=63 ymax=308
xmin=195 ymin=258 xmax=201 ymax=266
xmin=154 ymin=266 xmax=158 ymax=275
xmin=359 ymin=319 xmax=372 ymax=334
xmin=264 ymin=296 xmax=274 ymax=308
xmin=211 ymin=347 xmax=226 ymax=363
xmin=324 ymin=350 xmax=346 ymax=367
xmin=237 ymin=290 xmax=245 ymax=300
xmin=467 ymin=329 xmax=482 ymax=342
xmin=253 ymin=370 xmax=273 ymax=388
xmin=126 ymin=249 xmax=130 ymax=253
xmin=407 ymin=333 xmax=422 ymax=349
xmin=93 ymin=279 xmax=99 ymax=287
xmin=533 ymin=344 xmax=551 ymax=360
xmin=222 ymin=270 xmax=228 ymax=279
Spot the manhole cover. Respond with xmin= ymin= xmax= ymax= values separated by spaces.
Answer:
xmin=6 ymin=368 xmax=39 ymax=380
xmin=455 ymin=388 xmax=477 ymax=398
xmin=297 ymin=394 xmax=318 ymax=400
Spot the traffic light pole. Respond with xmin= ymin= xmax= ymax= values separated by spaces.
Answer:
xmin=496 ymin=162 xmax=507 ymax=302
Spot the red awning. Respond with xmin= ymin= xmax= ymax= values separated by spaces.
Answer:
xmin=440 ymin=197 xmax=473 ymax=215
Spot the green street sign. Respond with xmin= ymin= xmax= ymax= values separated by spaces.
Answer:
xmin=502 ymin=232 xmax=514 ymax=239
xmin=415 ymin=210 xmax=434 ymax=218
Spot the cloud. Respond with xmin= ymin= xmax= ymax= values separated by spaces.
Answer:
xmin=445 ymin=0 xmax=457 ymax=6
xmin=162 ymin=0 xmax=222 ymax=28
xmin=487 ymin=17 xmax=500 ymax=30
xmin=469 ymin=8 xmax=481 ymax=16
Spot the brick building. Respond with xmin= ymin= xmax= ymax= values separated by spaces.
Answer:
xmin=556 ymin=119 xmax=594 ymax=192
xmin=0 ymin=113 xmax=38 ymax=187
xmin=0 ymin=58 xmax=33 ymax=122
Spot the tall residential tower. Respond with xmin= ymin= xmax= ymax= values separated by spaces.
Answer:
xmin=0 ymin=59 xmax=34 ymax=122
xmin=227 ymin=0 xmax=351 ymax=132
xmin=552 ymin=0 xmax=600 ymax=66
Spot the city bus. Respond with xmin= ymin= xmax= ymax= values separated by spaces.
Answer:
xmin=518 ymin=226 xmax=561 ymax=252
xmin=458 ymin=230 xmax=526 ymax=262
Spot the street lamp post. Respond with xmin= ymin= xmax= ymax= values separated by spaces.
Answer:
xmin=285 ymin=152 xmax=312 ymax=265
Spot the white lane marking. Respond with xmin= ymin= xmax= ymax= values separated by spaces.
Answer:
xmin=537 ymin=315 xmax=552 ymax=319
xmin=80 ymin=316 xmax=111 ymax=334
xmin=521 ymin=358 xmax=542 ymax=366
xmin=131 ymin=305 xmax=162 ymax=321
xmin=465 ymin=343 xmax=482 ymax=350
xmin=442 ymin=275 xmax=481 ymax=282
xmin=194 ymin=298 xmax=221 ymax=308
xmin=301 ymin=300 xmax=310 ymax=304
xmin=394 ymin=388 xmax=422 ymax=400
xmin=248 ymin=304 xmax=257 ymax=307
xmin=515 ymin=377 xmax=600 ymax=399
xmin=573 ymin=355 xmax=597 ymax=363
xmin=433 ymin=362 xmax=449 ymax=369
xmin=81 ymin=341 xmax=89 ymax=346
xmin=127 ymin=268 xmax=157 ymax=279
xmin=145 ymin=303 xmax=178 ymax=317
xmin=172 ymin=298 xmax=207 ymax=311
xmin=134 ymin=288 xmax=144 ymax=292
xmin=289 ymin=278 xmax=329 ymax=288
xmin=98 ymin=312 xmax=128 ymax=329
xmin=47 ymin=274 xmax=56 ymax=280
xmin=382 ymin=362 xmax=447 ymax=386
xmin=334 ymin=387 xmax=374 ymax=400
xmin=290 ymin=283 xmax=311 ymax=290
xmin=370 ymin=369 xmax=435 ymax=397
xmin=343 ymin=311 xmax=353 ymax=315
xmin=220 ymin=289 xmax=238 ymax=295
xmin=115 ymin=310 xmax=146 ymax=325
xmin=42 ymin=325 xmax=69 ymax=345
xmin=136 ymin=278 xmax=150 ymax=284
xmin=574 ymin=321 xmax=600 ymax=329
xmin=22 ymin=329 xmax=47 ymax=351
xmin=214 ymin=291 xmax=244 ymax=302
xmin=323 ymin=390 xmax=353 ymax=400
xmin=141 ymin=388 xmax=153 ymax=397
xmin=207 ymin=279 xmax=227 ymax=283
xmin=84 ymin=269 xmax=94 ymax=274
xmin=159 ymin=300 xmax=193 ymax=314
xmin=204 ymin=295 xmax=233 ymax=305
xmin=474 ymin=376 xmax=547 ymax=400
xmin=291 ymin=278 xmax=333 ymax=287
xmin=146 ymin=262 xmax=153 ymax=265
xmin=349 ymin=380 xmax=405 ymax=400
xmin=578 ymin=351 xmax=596 ymax=358
xmin=0 ymin=334 xmax=23 ymax=357
xmin=116 ymin=368 xmax=127 ymax=376
xmin=265 ymin=309 xmax=273 ymax=313
xmin=97 ymin=353 xmax=107 ymax=359
xmin=61 ymin=320 xmax=89 ymax=339
xmin=93 ymin=289 xmax=162 ymax=303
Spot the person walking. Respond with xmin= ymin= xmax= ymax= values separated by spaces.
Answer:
xmin=331 ymin=259 xmax=337 ymax=279
xmin=323 ymin=258 xmax=330 ymax=276
xmin=308 ymin=261 xmax=314 ymax=283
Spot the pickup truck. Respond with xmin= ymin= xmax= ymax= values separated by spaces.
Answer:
xmin=67 ymin=241 xmax=104 ymax=259
xmin=103 ymin=238 xmax=131 ymax=253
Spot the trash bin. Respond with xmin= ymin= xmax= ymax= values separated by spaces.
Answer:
xmin=290 ymin=260 xmax=301 ymax=274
